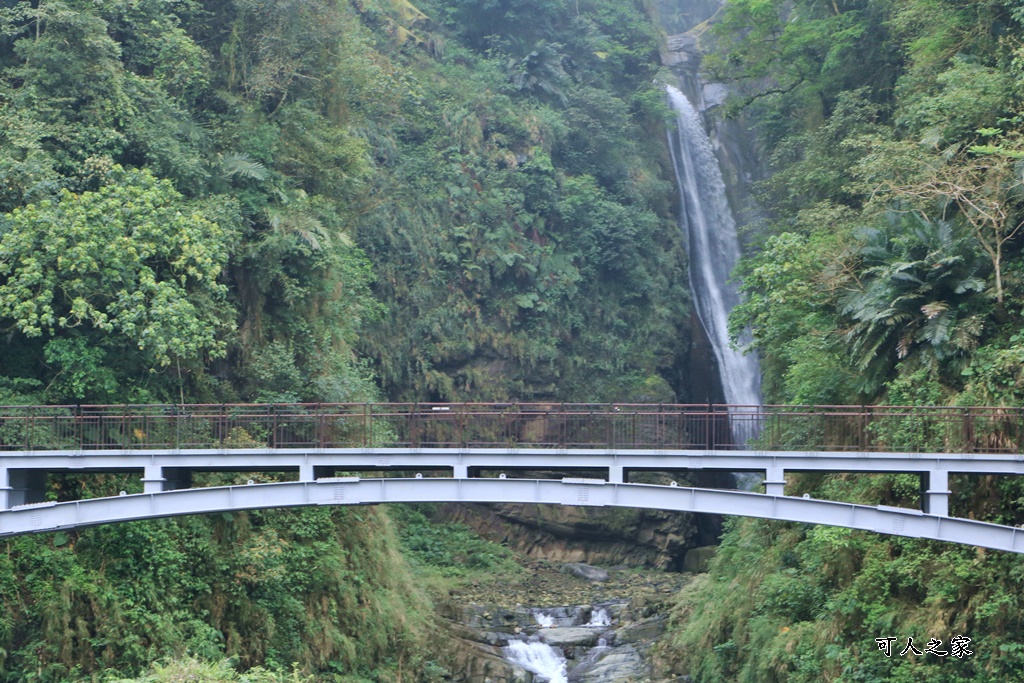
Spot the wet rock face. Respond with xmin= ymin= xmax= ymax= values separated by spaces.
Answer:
xmin=683 ymin=545 xmax=718 ymax=574
xmin=446 ymin=634 xmax=526 ymax=683
xmin=439 ymin=502 xmax=703 ymax=570
xmin=572 ymin=645 xmax=645 ymax=682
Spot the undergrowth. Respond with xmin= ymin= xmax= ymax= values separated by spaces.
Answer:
xmin=388 ymin=505 xmax=520 ymax=582
xmin=0 ymin=507 xmax=440 ymax=683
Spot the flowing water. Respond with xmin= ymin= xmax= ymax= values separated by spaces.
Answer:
xmin=504 ymin=606 xmax=618 ymax=681
xmin=666 ymin=85 xmax=761 ymax=425
xmin=504 ymin=638 xmax=568 ymax=683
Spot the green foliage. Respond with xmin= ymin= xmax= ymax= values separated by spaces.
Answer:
xmin=356 ymin=8 xmax=687 ymax=401
xmin=0 ymin=168 xmax=234 ymax=367
xmin=107 ymin=657 xmax=313 ymax=682
xmin=0 ymin=508 xmax=436 ymax=682
xmin=390 ymin=506 xmax=516 ymax=577
xmin=731 ymin=228 xmax=859 ymax=404
xmin=838 ymin=212 xmax=989 ymax=392
xmin=723 ymin=0 xmax=1024 ymax=405
xmin=662 ymin=509 xmax=1024 ymax=683
xmin=705 ymin=0 xmax=899 ymax=126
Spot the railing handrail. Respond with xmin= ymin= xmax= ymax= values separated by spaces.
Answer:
xmin=0 ymin=403 xmax=1021 ymax=454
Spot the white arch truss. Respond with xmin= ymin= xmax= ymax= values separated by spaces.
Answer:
xmin=4 ymin=478 xmax=1024 ymax=553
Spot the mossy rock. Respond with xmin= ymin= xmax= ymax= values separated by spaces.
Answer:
xmin=683 ymin=545 xmax=717 ymax=573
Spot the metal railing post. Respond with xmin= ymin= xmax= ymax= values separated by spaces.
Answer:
xmin=559 ymin=403 xmax=566 ymax=450
xmin=122 ymin=404 xmax=130 ymax=449
xmin=412 ymin=403 xmax=419 ymax=449
xmin=461 ymin=402 xmax=468 ymax=450
xmin=362 ymin=403 xmax=369 ymax=449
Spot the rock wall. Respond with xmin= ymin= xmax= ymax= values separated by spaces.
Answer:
xmin=439 ymin=498 xmax=720 ymax=571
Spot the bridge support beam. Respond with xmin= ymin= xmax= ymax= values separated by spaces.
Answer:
xmin=299 ymin=465 xmax=314 ymax=482
xmin=608 ymin=465 xmax=624 ymax=484
xmin=453 ymin=464 xmax=468 ymax=479
xmin=924 ymin=470 xmax=950 ymax=517
xmin=4 ymin=469 xmax=47 ymax=507
xmin=0 ymin=469 xmax=10 ymax=510
xmin=141 ymin=466 xmax=167 ymax=494
xmin=763 ymin=467 xmax=786 ymax=496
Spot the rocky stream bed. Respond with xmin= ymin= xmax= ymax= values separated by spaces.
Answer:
xmin=438 ymin=560 xmax=698 ymax=683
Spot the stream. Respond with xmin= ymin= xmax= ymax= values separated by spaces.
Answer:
xmin=444 ymin=595 xmax=671 ymax=682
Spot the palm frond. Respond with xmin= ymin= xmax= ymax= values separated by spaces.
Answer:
xmin=219 ymin=152 xmax=268 ymax=181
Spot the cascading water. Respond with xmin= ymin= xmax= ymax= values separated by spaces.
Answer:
xmin=505 ymin=605 xmax=619 ymax=680
xmin=504 ymin=638 xmax=568 ymax=683
xmin=666 ymin=85 xmax=762 ymax=420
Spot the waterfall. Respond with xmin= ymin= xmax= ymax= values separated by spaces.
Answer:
xmin=504 ymin=638 xmax=568 ymax=683
xmin=666 ymin=85 xmax=761 ymax=414
xmin=534 ymin=612 xmax=555 ymax=628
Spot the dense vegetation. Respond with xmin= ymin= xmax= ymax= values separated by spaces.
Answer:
xmin=0 ymin=0 xmax=687 ymax=406
xmin=0 ymin=507 xmax=437 ymax=682
xmin=663 ymin=1 xmax=1024 ymax=681
xmin=0 ymin=0 xmax=685 ymax=679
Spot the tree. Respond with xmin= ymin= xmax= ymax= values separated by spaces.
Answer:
xmin=0 ymin=167 xmax=236 ymax=369
xmin=838 ymin=211 xmax=988 ymax=388
xmin=884 ymin=147 xmax=1023 ymax=306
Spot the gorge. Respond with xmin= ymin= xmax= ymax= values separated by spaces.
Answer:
xmin=2 ymin=0 xmax=1024 ymax=680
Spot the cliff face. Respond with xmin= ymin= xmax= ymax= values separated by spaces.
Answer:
xmin=438 ymin=469 xmax=729 ymax=571
xmin=441 ymin=502 xmax=701 ymax=570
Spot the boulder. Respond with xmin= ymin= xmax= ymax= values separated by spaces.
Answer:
xmin=538 ymin=627 xmax=605 ymax=647
xmin=562 ymin=563 xmax=610 ymax=582
xmin=572 ymin=644 xmax=647 ymax=682
xmin=615 ymin=615 xmax=667 ymax=644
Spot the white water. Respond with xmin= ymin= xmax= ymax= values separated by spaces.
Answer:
xmin=535 ymin=612 xmax=555 ymax=628
xmin=666 ymin=85 xmax=761 ymax=414
xmin=587 ymin=608 xmax=611 ymax=627
xmin=505 ymin=638 xmax=568 ymax=683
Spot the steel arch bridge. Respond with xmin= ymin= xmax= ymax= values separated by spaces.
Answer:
xmin=2 ymin=402 xmax=1023 ymax=551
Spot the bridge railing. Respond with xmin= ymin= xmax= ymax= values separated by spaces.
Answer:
xmin=0 ymin=404 xmax=1021 ymax=454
